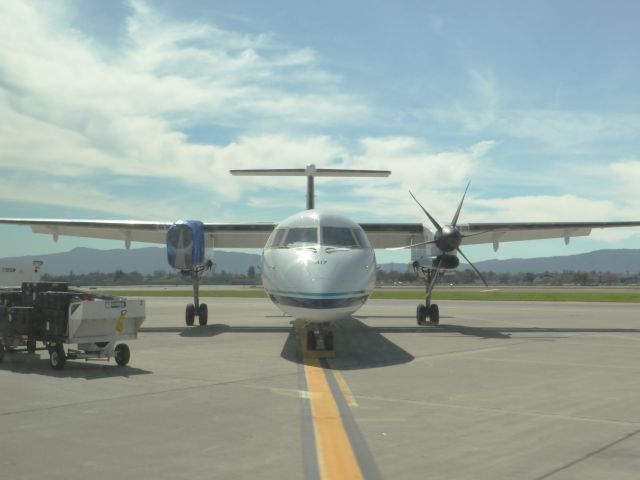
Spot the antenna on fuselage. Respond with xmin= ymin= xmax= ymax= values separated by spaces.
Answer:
xmin=230 ymin=164 xmax=391 ymax=210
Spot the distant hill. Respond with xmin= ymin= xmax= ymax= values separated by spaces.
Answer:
xmin=460 ymin=249 xmax=640 ymax=274
xmin=2 ymin=247 xmax=262 ymax=276
xmin=3 ymin=247 xmax=640 ymax=276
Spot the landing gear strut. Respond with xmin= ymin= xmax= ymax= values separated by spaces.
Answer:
xmin=306 ymin=322 xmax=334 ymax=351
xmin=414 ymin=262 xmax=440 ymax=326
xmin=183 ymin=260 xmax=213 ymax=327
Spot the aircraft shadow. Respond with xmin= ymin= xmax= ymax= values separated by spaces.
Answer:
xmin=373 ymin=324 xmax=640 ymax=341
xmin=0 ymin=353 xmax=151 ymax=379
xmin=439 ymin=325 xmax=640 ymax=340
xmin=370 ymin=324 xmax=513 ymax=340
xmin=280 ymin=316 xmax=415 ymax=370
xmin=140 ymin=324 xmax=292 ymax=337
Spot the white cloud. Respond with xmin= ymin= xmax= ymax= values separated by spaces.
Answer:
xmin=0 ymin=0 xmax=367 ymax=205
xmin=1 ymin=0 xmax=639 ymax=248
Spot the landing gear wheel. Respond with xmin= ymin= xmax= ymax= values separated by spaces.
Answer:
xmin=428 ymin=304 xmax=440 ymax=325
xmin=306 ymin=330 xmax=317 ymax=350
xmin=416 ymin=304 xmax=428 ymax=325
xmin=185 ymin=304 xmax=195 ymax=326
xmin=324 ymin=331 xmax=334 ymax=350
xmin=26 ymin=339 xmax=36 ymax=354
xmin=49 ymin=343 xmax=66 ymax=370
xmin=198 ymin=303 xmax=208 ymax=326
xmin=114 ymin=343 xmax=130 ymax=366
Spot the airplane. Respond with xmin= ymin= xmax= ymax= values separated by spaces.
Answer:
xmin=2 ymin=164 xmax=640 ymax=350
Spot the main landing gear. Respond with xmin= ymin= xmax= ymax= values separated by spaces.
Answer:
xmin=306 ymin=322 xmax=334 ymax=351
xmin=183 ymin=261 xmax=213 ymax=327
xmin=414 ymin=262 xmax=440 ymax=326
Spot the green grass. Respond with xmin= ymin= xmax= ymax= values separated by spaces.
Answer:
xmin=373 ymin=290 xmax=640 ymax=303
xmin=100 ymin=288 xmax=640 ymax=303
xmin=102 ymin=289 xmax=268 ymax=298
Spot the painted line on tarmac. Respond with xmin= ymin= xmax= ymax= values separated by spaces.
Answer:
xmin=304 ymin=357 xmax=364 ymax=480
xmin=296 ymin=321 xmax=381 ymax=480
xmin=331 ymin=370 xmax=359 ymax=408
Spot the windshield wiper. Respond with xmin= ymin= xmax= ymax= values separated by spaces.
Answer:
xmin=325 ymin=246 xmax=352 ymax=253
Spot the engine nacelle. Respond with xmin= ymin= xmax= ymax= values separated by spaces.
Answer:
xmin=431 ymin=254 xmax=459 ymax=269
xmin=166 ymin=220 xmax=205 ymax=270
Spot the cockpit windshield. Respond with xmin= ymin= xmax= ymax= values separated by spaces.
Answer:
xmin=282 ymin=227 xmax=318 ymax=247
xmin=321 ymin=227 xmax=360 ymax=248
xmin=266 ymin=225 xmax=370 ymax=248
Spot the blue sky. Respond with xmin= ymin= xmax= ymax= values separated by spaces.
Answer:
xmin=1 ymin=0 xmax=640 ymax=264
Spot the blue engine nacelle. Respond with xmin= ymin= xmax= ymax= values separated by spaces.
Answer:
xmin=166 ymin=220 xmax=205 ymax=270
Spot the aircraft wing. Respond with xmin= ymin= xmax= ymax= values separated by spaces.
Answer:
xmin=1 ymin=219 xmax=639 ymax=250
xmin=359 ymin=221 xmax=640 ymax=249
xmin=457 ymin=221 xmax=640 ymax=248
xmin=359 ymin=223 xmax=426 ymax=248
xmin=0 ymin=219 xmax=276 ymax=249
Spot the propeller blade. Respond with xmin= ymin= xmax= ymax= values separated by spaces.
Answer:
xmin=386 ymin=239 xmax=438 ymax=251
xmin=456 ymin=247 xmax=488 ymax=287
xmin=409 ymin=191 xmax=442 ymax=231
xmin=451 ymin=181 xmax=470 ymax=227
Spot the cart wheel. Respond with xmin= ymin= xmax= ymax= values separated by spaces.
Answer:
xmin=27 ymin=339 xmax=36 ymax=354
xmin=114 ymin=343 xmax=130 ymax=366
xmin=49 ymin=343 xmax=66 ymax=370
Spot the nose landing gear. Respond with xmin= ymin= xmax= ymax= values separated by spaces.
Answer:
xmin=305 ymin=322 xmax=334 ymax=352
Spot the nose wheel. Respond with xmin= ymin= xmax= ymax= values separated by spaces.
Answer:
xmin=306 ymin=323 xmax=334 ymax=351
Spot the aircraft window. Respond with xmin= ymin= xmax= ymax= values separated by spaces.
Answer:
xmin=352 ymin=228 xmax=370 ymax=248
xmin=283 ymin=227 xmax=318 ymax=246
xmin=267 ymin=228 xmax=287 ymax=248
xmin=322 ymin=227 xmax=359 ymax=247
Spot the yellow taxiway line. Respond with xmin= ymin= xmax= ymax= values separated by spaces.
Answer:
xmin=304 ymin=358 xmax=363 ymax=480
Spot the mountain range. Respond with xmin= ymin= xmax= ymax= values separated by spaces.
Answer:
xmin=2 ymin=247 xmax=640 ymax=275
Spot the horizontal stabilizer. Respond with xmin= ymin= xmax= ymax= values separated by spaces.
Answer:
xmin=230 ymin=166 xmax=390 ymax=177
xmin=230 ymin=164 xmax=390 ymax=209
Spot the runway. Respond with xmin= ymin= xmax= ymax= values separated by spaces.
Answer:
xmin=2 ymin=297 xmax=640 ymax=479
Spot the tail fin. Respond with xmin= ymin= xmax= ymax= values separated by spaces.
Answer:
xmin=230 ymin=164 xmax=390 ymax=209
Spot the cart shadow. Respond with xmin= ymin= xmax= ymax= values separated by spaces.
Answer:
xmin=0 ymin=353 xmax=152 ymax=379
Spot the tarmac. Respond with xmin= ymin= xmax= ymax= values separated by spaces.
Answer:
xmin=1 ymin=296 xmax=640 ymax=479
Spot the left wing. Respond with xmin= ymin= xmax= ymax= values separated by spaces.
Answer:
xmin=457 ymin=221 xmax=640 ymax=250
xmin=359 ymin=221 xmax=640 ymax=249
xmin=0 ymin=219 xmax=276 ymax=249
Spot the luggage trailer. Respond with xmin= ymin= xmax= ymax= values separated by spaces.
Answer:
xmin=0 ymin=282 xmax=145 ymax=370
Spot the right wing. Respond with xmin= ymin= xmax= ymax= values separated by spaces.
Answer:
xmin=359 ymin=221 xmax=640 ymax=250
xmin=0 ymin=219 xmax=276 ymax=249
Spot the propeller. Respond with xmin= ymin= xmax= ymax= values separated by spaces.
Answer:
xmin=398 ymin=182 xmax=488 ymax=287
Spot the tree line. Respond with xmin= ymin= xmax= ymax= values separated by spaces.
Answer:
xmin=376 ymin=268 xmax=640 ymax=286
xmin=40 ymin=266 xmax=640 ymax=286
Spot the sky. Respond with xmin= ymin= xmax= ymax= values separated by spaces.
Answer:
xmin=1 ymin=0 xmax=640 ymax=264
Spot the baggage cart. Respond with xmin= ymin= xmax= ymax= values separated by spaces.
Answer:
xmin=0 ymin=283 xmax=145 ymax=370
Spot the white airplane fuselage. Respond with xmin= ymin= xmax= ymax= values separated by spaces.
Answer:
xmin=261 ymin=210 xmax=377 ymax=323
